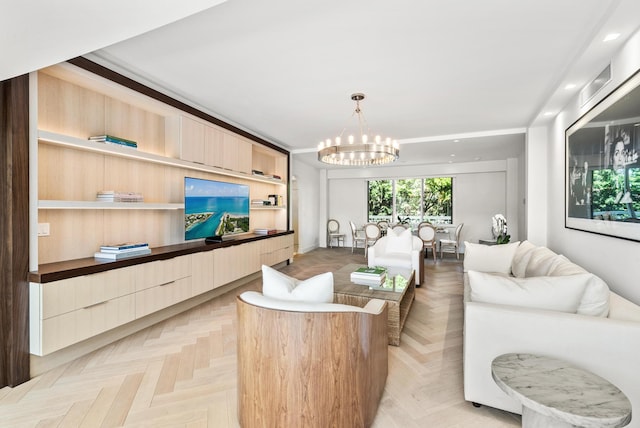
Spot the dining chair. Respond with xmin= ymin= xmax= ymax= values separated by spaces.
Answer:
xmin=376 ymin=220 xmax=389 ymax=236
xmin=349 ymin=221 xmax=367 ymax=254
xmin=390 ymin=223 xmax=410 ymax=234
xmin=363 ymin=223 xmax=382 ymax=257
xmin=418 ymin=223 xmax=437 ymax=262
xmin=326 ymin=219 xmax=345 ymax=248
xmin=439 ymin=223 xmax=464 ymax=259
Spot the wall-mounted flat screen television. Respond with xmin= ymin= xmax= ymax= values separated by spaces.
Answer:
xmin=184 ymin=177 xmax=250 ymax=241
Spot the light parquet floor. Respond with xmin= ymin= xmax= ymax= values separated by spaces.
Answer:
xmin=0 ymin=248 xmax=520 ymax=427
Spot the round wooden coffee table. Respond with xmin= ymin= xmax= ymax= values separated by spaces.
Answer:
xmin=492 ymin=353 xmax=631 ymax=428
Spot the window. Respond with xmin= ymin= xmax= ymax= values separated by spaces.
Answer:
xmin=367 ymin=177 xmax=452 ymax=227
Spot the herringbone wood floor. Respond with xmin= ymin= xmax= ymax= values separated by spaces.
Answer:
xmin=0 ymin=248 xmax=520 ymax=427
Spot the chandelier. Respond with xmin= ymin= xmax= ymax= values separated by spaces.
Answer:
xmin=317 ymin=93 xmax=399 ymax=166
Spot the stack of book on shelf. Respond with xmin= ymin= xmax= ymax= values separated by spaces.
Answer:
xmin=94 ymin=242 xmax=151 ymax=260
xmin=97 ymin=191 xmax=144 ymax=202
xmin=350 ymin=266 xmax=387 ymax=287
xmin=254 ymin=228 xmax=277 ymax=235
xmin=251 ymin=199 xmax=268 ymax=207
xmin=89 ymin=135 xmax=138 ymax=149
xmin=263 ymin=174 xmax=282 ymax=181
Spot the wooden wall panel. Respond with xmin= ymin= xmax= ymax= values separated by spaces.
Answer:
xmin=105 ymin=98 xmax=165 ymax=156
xmin=0 ymin=74 xmax=30 ymax=387
xmin=37 ymin=72 xmax=105 ymax=138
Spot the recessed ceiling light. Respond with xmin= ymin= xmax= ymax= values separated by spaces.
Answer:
xmin=450 ymin=154 xmax=456 ymax=157
xmin=448 ymin=160 xmax=453 ymax=164
xmin=564 ymin=83 xmax=576 ymax=90
xmin=453 ymin=139 xmax=459 ymax=143
xmin=544 ymin=111 xmax=554 ymax=116
xmin=603 ymin=33 xmax=620 ymax=42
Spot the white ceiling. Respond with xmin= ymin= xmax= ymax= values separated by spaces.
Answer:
xmin=5 ymin=0 xmax=640 ymax=169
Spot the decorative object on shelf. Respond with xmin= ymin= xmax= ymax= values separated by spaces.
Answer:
xmin=254 ymin=228 xmax=277 ymax=235
xmin=96 ymin=190 xmax=143 ymax=202
xmin=94 ymin=242 xmax=151 ymax=260
xmin=317 ymin=93 xmax=399 ymax=166
xmin=491 ymin=214 xmax=510 ymax=244
xmin=89 ymin=134 xmax=138 ymax=149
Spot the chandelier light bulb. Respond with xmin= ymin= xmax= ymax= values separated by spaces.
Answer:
xmin=348 ymin=135 xmax=354 ymax=144
xmin=335 ymin=137 xmax=341 ymax=145
xmin=362 ymin=134 xmax=368 ymax=144
xmin=375 ymin=135 xmax=381 ymax=143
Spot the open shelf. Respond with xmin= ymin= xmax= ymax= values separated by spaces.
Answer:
xmin=38 ymin=130 xmax=287 ymax=186
xmin=38 ymin=200 xmax=184 ymax=210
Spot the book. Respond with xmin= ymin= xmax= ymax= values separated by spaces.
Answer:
xmin=352 ymin=266 xmax=387 ymax=277
xmin=89 ymin=135 xmax=138 ymax=145
xmin=99 ymin=245 xmax=149 ymax=254
xmin=94 ymin=248 xmax=151 ymax=260
xmin=100 ymin=242 xmax=149 ymax=251
xmin=255 ymin=228 xmax=277 ymax=235
xmin=351 ymin=274 xmax=386 ymax=287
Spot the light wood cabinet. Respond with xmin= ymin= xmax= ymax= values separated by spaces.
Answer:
xmin=29 ymin=60 xmax=292 ymax=357
xmin=191 ymin=251 xmax=215 ymax=296
xmin=31 ymin=266 xmax=137 ymax=356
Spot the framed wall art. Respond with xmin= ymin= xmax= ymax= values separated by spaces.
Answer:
xmin=566 ymin=68 xmax=640 ymax=241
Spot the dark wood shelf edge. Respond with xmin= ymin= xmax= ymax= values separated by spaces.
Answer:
xmin=29 ymin=231 xmax=294 ymax=284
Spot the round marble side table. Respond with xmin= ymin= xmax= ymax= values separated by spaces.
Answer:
xmin=491 ymin=353 xmax=631 ymax=428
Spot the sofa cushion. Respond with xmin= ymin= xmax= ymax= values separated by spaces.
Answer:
xmin=524 ymin=247 xmax=558 ymax=277
xmin=463 ymin=241 xmax=520 ymax=274
xmin=511 ymin=240 xmax=536 ymax=278
xmin=468 ymin=270 xmax=589 ymax=313
xmin=577 ymin=274 xmax=610 ymax=317
xmin=261 ymin=265 xmax=334 ymax=303
xmin=386 ymin=228 xmax=413 ymax=254
xmin=547 ymin=255 xmax=588 ymax=276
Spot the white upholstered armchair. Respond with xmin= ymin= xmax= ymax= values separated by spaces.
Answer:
xmin=367 ymin=228 xmax=424 ymax=286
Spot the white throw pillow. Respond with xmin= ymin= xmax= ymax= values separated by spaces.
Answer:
xmin=578 ymin=274 xmax=610 ymax=317
xmin=261 ymin=265 xmax=334 ymax=303
xmin=463 ymin=241 xmax=520 ymax=274
xmin=468 ymin=270 xmax=589 ymax=313
xmin=511 ymin=240 xmax=536 ymax=278
xmin=524 ymin=247 xmax=558 ymax=277
xmin=547 ymin=255 xmax=588 ymax=276
xmin=386 ymin=228 xmax=412 ymax=254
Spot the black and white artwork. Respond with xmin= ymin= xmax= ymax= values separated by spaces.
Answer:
xmin=566 ymin=69 xmax=640 ymax=241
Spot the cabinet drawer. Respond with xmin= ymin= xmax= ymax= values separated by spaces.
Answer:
xmin=40 ymin=294 xmax=135 ymax=355
xmin=135 ymin=255 xmax=192 ymax=291
xmin=135 ymin=276 xmax=192 ymax=318
xmin=41 ymin=266 xmax=135 ymax=319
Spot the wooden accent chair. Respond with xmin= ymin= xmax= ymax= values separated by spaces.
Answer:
xmin=237 ymin=291 xmax=388 ymax=428
xmin=327 ymin=218 xmax=345 ymax=248
xmin=440 ymin=223 xmax=464 ymax=259
xmin=363 ymin=222 xmax=382 ymax=257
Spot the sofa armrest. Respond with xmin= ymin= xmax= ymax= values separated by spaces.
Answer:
xmin=463 ymin=300 xmax=640 ymax=414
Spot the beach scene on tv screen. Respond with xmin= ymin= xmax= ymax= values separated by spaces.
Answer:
xmin=184 ymin=178 xmax=250 ymax=240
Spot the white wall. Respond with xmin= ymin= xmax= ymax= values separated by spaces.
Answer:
xmin=526 ymin=126 xmax=548 ymax=246
xmin=291 ymin=159 xmax=321 ymax=253
xmin=545 ymin=29 xmax=640 ymax=303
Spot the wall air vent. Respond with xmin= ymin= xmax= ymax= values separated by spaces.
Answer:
xmin=580 ymin=63 xmax=611 ymax=106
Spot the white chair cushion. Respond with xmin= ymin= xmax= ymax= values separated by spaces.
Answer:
xmin=240 ymin=291 xmax=385 ymax=314
xmin=261 ymin=265 xmax=334 ymax=303
xmin=511 ymin=240 xmax=536 ymax=278
xmin=468 ymin=270 xmax=590 ymax=313
xmin=524 ymin=247 xmax=558 ymax=277
xmin=373 ymin=253 xmax=413 ymax=269
xmin=386 ymin=228 xmax=413 ymax=254
xmin=463 ymin=241 xmax=520 ymax=274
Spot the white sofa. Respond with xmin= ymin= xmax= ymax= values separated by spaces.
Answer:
xmin=367 ymin=228 xmax=424 ymax=285
xmin=462 ymin=241 xmax=640 ymax=423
